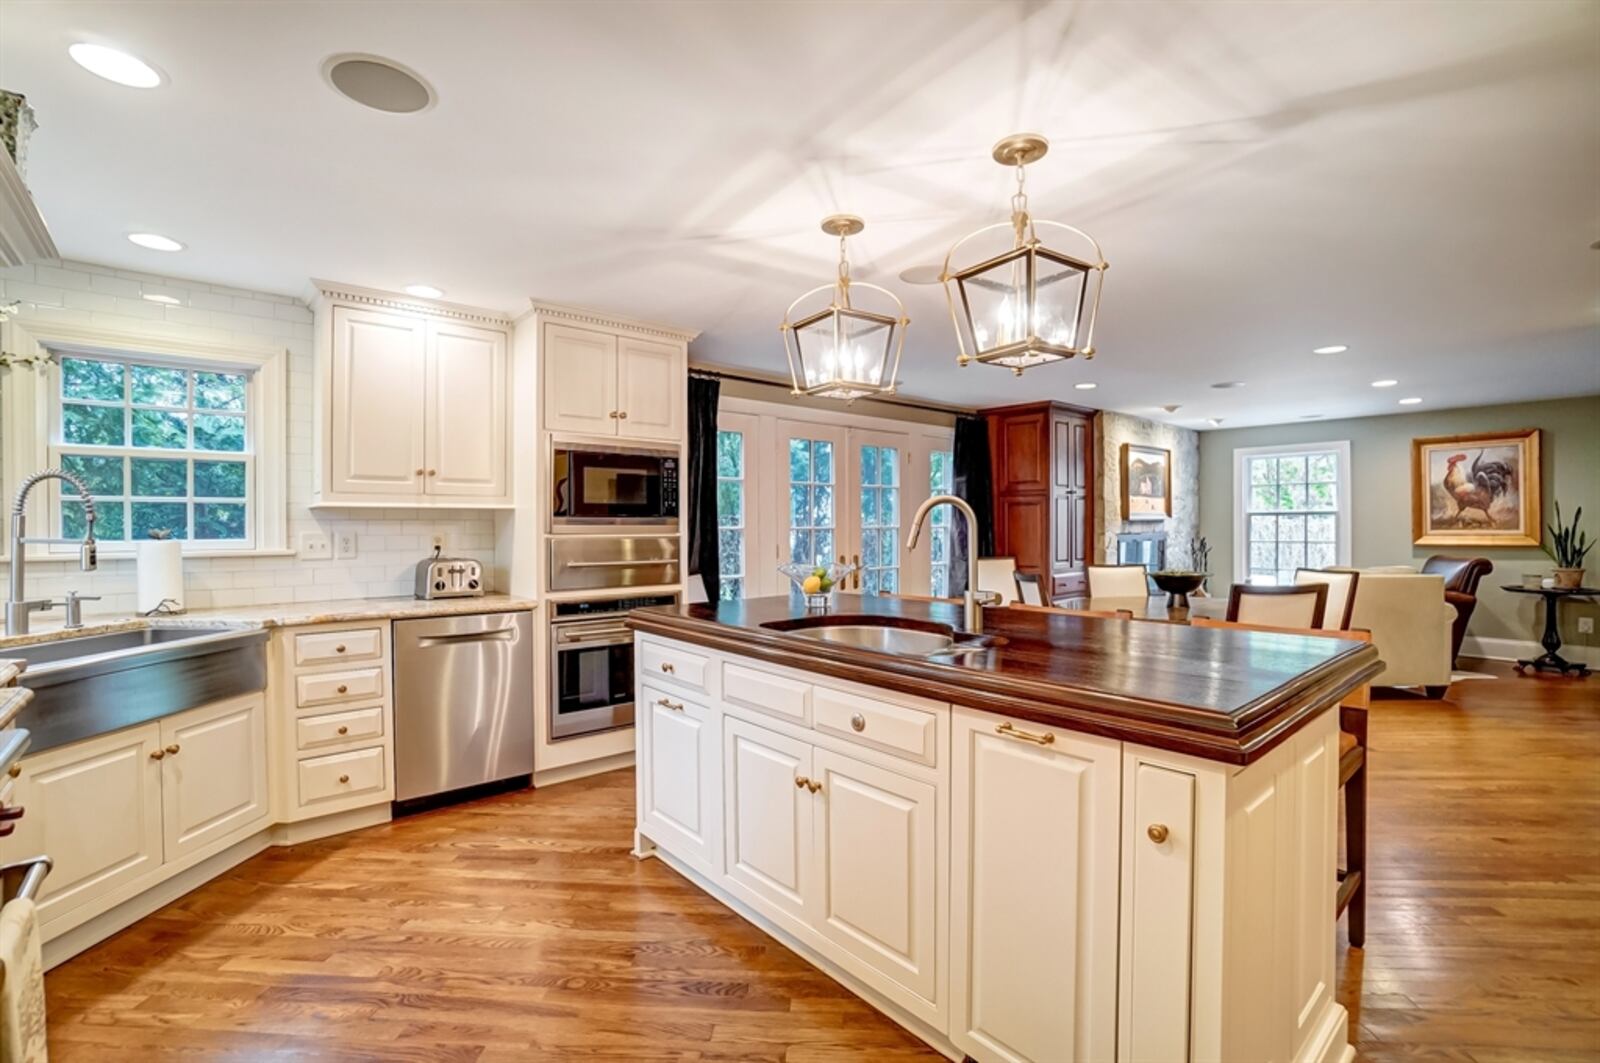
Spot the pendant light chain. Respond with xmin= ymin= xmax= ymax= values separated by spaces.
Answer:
xmin=1010 ymin=160 xmax=1034 ymax=245
xmin=836 ymin=230 xmax=852 ymax=307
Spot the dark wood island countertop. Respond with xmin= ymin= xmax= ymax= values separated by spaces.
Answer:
xmin=628 ymin=594 xmax=1383 ymax=765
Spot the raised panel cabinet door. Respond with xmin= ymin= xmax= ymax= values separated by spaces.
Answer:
xmin=1053 ymin=494 xmax=1076 ymax=571
xmin=330 ymin=306 xmax=427 ymax=495
xmin=1070 ymin=418 xmax=1090 ymax=492
xmin=543 ymin=323 xmax=618 ymax=436
xmin=616 ymin=336 xmax=684 ymax=441
xmin=1118 ymin=761 xmax=1197 ymax=1063
xmin=722 ymin=715 xmax=813 ymax=935
xmin=159 ymin=694 xmax=270 ymax=862
xmin=5 ymin=723 xmax=164 ymax=926
xmin=425 ymin=320 xmax=508 ymax=498
xmin=951 ymin=707 xmax=1121 ymax=1063
xmin=993 ymin=409 xmax=1049 ymax=493
xmin=638 ymin=682 xmax=718 ymax=874
xmin=998 ymin=495 xmax=1048 ymax=577
xmin=811 ymin=748 xmax=940 ymax=1013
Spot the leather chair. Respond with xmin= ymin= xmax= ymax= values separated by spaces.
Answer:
xmin=1421 ymin=556 xmax=1494 ymax=669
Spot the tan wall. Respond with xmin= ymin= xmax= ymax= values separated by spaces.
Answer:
xmin=1198 ymin=395 xmax=1600 ymax=653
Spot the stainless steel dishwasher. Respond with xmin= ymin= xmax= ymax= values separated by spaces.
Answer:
xmin=392 ymin=610 xmax=534 ymax=811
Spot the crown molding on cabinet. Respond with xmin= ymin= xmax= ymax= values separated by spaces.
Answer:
xmin=308 ymin=279 xmax=512 ymax=328
xmin=0 ymin=148 xmax=60 ymax=268
xmin=518 ymin=299 xmax=701 ymax=343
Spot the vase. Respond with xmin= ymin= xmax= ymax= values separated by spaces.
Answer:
xmin=1553 ymin=567 xmax=1585 ymax=590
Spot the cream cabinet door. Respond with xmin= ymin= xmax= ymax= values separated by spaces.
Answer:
xmin=638 ymin=682 xmax=718 ymax=875
xmin=6 ymin=724 xmax=164 ymax=926
xmin=950 ymin=707 xmax=1121 ymax=1063
xmin=616 ymin=336 xmax=682 ymax=442
xmin=425 ymin=320 xmax=508 ymax=498
xmin=811 ymin=747 xmax=940 ymax=1012
xmin=330 ymin=306 xmax=426 ymax=495
xmin=159 ymin=694 xmax=270 ymax=862
xmin=722 ymin=716 xmax=812 ymax=936
xmin=544 ymin=323 xmax=618 ymax=437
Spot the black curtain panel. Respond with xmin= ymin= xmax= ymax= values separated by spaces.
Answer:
xmin=949 ymin=414 xmax=994 ymax=596
xmin=686 ymin=373 xmax=722 ymax=603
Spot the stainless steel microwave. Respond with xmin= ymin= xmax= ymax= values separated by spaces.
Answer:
xmin=551 ymin=443 xmax=679 ymax=527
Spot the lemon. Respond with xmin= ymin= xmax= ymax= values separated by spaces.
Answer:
xmin=802 ymin=575 xmax=824 ymax=595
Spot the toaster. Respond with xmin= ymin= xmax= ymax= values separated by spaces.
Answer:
xmin=414 ymin=551 xmax=485 ymax=600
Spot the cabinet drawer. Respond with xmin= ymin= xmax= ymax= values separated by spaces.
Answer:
xmin=294 ymin=627 xmax=383 ymax=667
xmin=298 ymin=746 xmax=386 ymax=805
xmin=296 ymin=705 xmax=385 ymax=750
xmin=814 ymin=687 xmax=937 ymax=766
xmin=724 ymin=662 xmax=810 ymax=725
xmin=295 ymin=667 xmax=384 ymax=708
xmin=640 ymin=641 xmax=709 ymax=693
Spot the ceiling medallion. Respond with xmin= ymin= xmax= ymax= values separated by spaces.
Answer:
xmin=781 ymin=215 xmax=909 ymax=402
xmin=942 ymin=133 xmax=1108 ymax=376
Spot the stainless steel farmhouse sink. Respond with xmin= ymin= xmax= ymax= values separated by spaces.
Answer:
xmin=762 ymin=616 xmax=1002 ymax=660
xmin=10 ymin=625 xmax=269 ymax=752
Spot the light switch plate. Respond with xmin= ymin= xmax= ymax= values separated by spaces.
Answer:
xmin=299 ymin=531 xmax=332 ymax=559
xmin=334 ymin=531 xmax=358 ymax=560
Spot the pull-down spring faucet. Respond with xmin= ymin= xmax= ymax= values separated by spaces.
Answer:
xmin=7 ymin=468 xmax=98 ymax=635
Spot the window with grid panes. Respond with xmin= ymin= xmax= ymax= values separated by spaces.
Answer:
xmin=53 ymin=355 xmax=252 ymax=545
xmin=858 ymin=444 xmax=900 ymax=595
xmin=787 ymin=437 xmax=836 ymax=574
xmin=928 ymin=449 xmax=953 ymax=597
xmin=715 ymin=429 xmax=746 ymax=600
xmin=1244 ymin=449 xmax=1341 ymax=585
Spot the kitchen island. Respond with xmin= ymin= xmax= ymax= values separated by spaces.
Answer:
xmin=628 ymin=594 xmax=1380 ymax=1063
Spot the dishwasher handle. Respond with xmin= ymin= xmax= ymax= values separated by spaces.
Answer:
xmin=414 ymin=629 xmax=518 ymax=649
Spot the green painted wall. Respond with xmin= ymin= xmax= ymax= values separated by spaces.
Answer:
xmin=1198 ymin=395 xmax=1600 ymax=654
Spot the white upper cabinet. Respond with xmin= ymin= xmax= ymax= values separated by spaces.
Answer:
xmin=314 ymin=283 xmax=512 ymax=507
xmin=616 ymin=336 xmax=683 ymax=441
xmin=540 ymin=319 xmax=687 ymax=443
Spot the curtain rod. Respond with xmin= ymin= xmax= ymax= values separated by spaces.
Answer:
xmin=688 ymin=361 xmax=977 ymax=417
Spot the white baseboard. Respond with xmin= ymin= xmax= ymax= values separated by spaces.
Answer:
xmin=533 ymin=751 xmax=634 ymax=788
xmin=1461 ymin=635 xmax=1599 ymax=667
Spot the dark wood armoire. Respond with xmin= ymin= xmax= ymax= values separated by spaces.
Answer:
xmin=984 ymin=401 xmax=1095 ymax=600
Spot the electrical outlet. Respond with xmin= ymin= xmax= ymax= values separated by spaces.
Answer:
xmin=1580 ymin=617 xmax=1595 ymax=635
xmin=298 ymin=531 xmax=332 ymax=560
xmin=431 ymin=533 xmax=446 ymax=551
xmin=334 ymin=531 xmax=358 ymax=560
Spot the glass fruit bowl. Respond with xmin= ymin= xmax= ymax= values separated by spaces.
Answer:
xmin=779 ymin=561 xmax=859 ymax=611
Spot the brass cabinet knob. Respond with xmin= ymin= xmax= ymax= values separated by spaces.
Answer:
xmin=165 ymin=744 xmax=181 ymax=755
xmin=7 ymin=764 xmax=19 ymax=778
xmin=660 ymin=662 xmax=675 ymax=674
xmin=1147 ymin=823 xmax=1170 ymax=844
xmin=336 ymin=725 xmax=349 ymax=735
xmin=336 ymin=684 xmax=349 ymax=694
xmin=806 ymin=779 xmax=823 ymax=794
xmin=608 ymin=411 xmax=619 ymax=419
xmin=617 ymin=410 xmax=628 ymax=420
xmin=150 ymin=749 xmax=165 ymax=761
xmin=338 ymin=774 xmax=350 ymax=784
xmin=850 ymin=714 xmax=866 ymax=733
xmin=794 ymin=775 xmax=809 ymax=790
xmin=335 ymin=644 xmax=346 ymax=654
xmin=428 ymin=469 xmax=437 ymax=476
xmin=415 ymin=468 xmax=425 ymax=476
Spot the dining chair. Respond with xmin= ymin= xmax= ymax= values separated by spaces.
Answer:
xmin=1294 ymin=568 xmax=1360 ymax=630
xmin=1013 ymin=571 xmax=1046 ymax=606
xmin=1226 ymin=582 xmax=1328 ymax=629
xmin=1086 ymin=564 xmax=1149 ymax=598
xmin=1192 ymin=618 xmax=1372 ymax=946
xmin=977 ymin=557 xmax=1018 ymax=605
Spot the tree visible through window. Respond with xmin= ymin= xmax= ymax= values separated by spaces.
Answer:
xmin=1244 ymin=449 xmax=1341 ymax=585
xmin=929 ymin=449 xmax=953 ymax=597
xmin=715 ymin=429 xmax=745 ymax=601
xmin=54 ymin=355 xmax=252 ymax=544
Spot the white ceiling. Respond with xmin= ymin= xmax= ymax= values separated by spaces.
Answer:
xmin=3 ymin=1 xmax=1597 ymax=427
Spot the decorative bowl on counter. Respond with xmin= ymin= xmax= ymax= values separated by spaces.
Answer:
xmin=1150 ymin=570 xmax=1209 ymax=609
xmin=778 ymin=561 xmax=859 ymax=612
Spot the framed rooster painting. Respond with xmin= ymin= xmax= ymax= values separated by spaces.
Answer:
xmin=1411 ymin=428 xmax=1541 ymax=546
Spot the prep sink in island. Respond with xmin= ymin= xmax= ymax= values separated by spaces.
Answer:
xmin=628 ymin=594 xmax=1377 ymax=1063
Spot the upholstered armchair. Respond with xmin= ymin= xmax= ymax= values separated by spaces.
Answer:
xmin=1421 ymin=556 xmax=1494 ymax=668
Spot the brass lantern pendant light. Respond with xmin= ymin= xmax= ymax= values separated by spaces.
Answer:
xmin=942 ymin=133 xmax=1108 ymax=375
xmin=781 ymin=214 xmax=909 ymax=402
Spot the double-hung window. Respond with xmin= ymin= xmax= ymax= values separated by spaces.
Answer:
xmin=1233 ymin=441 xmax=1352 ymax=585
xmin=50 ymin=355 xmax=255 ymax=548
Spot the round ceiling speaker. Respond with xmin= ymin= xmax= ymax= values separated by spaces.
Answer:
xmin=324 ymin=54 xmax=434 ymax=113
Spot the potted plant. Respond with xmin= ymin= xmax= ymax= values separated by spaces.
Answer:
xmin=1544 ymin=502 xmax=1592 ymax=589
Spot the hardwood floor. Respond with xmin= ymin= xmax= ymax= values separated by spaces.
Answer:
xmin=42 ymin=662 xmax=1599 ymax=1061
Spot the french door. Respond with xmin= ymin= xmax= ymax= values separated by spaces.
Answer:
xmin=852 ymin=431 xmax=905 ymax=596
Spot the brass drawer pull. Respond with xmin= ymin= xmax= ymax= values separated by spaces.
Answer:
xmin=165 ymin=744 xmax=181 ymax=755
xmin=657 ymin=698 xmax=684 ymax=712
xmin=336 ymin=684 xmax=349 ymax=694
xmin=849 ymin=713 xmax=866 ymax=733
xmin=660 ymin=662 xmax=675 ymax=674
xmin=338 ymin=774 xmax=350 ymax=784
xmin=336 ymin=725 xmax=350 ymax=735
xmin=1147 ymin=823 xmax=1170 ymax=844
xmin=996 ymin=721 xmax=1054 ymax=746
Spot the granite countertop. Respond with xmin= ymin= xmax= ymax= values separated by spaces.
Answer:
xmin=0 ymin=684 xmax=33 ymax=731
xmin=0 ymin=595 xmax=538 ymax=652
xmin=628 ymin=594 xmax=1383 ymax=765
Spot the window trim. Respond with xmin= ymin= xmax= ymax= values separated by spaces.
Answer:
xmin=1232 ymin=439 xmax=1352 ymax=584
xmin=1 ymin=318 xmax=288 ymax=560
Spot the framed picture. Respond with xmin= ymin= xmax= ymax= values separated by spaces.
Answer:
xmin=1121 ymin=443 xmax=1171 ymax=521
xmin=1411 ymin=428 xmax=1541 ymax=546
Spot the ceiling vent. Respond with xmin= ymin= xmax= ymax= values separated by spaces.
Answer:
xmin=323 ymin=54 xmax=434 ymax=114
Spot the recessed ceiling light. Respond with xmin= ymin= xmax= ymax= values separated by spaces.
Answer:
xmin=127 ymin=232 xmax=184 ymax=252
xmin=1210 ymin=381 xmax=1245 ymax=389
xmin=1398 ymin=397 xmax=1423 ymax=406
xmin=324 ymin=54 xmax=435 ymax=113
xmin=404 ymin=284 xmax=444 ymax=299
xmin=1312 ymin=344 xmax=1348 ymax=355
xmin=1206 ymin=418 xmax=1225 ymax=427
xmin=1371 ymin=379 xmax=1398 ymax=388
xmin=142 ymin=294 xmax=180 ymax=305
xmin=897 ymin=265 xmax=943 ymax=286
xmin=68 ymin=43 xmax=163 ymax=88
xmin=1073 ymin=382 xmax=1097 ymax=390
xmin=1160 ymin=404 xmax=1182 ymax=413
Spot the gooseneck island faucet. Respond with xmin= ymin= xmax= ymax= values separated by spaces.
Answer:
xmin=7 ymin=468 xmax=99 ymax=635
xmin=906 ymin=494 xmax=1001 ymax=634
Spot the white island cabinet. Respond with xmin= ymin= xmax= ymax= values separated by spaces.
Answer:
xmin=632 ymin=632 xmax=1355 ymax=1063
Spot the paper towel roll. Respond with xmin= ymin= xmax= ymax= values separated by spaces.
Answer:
xmin=136 ymin=539 xmax=185 ymax=614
